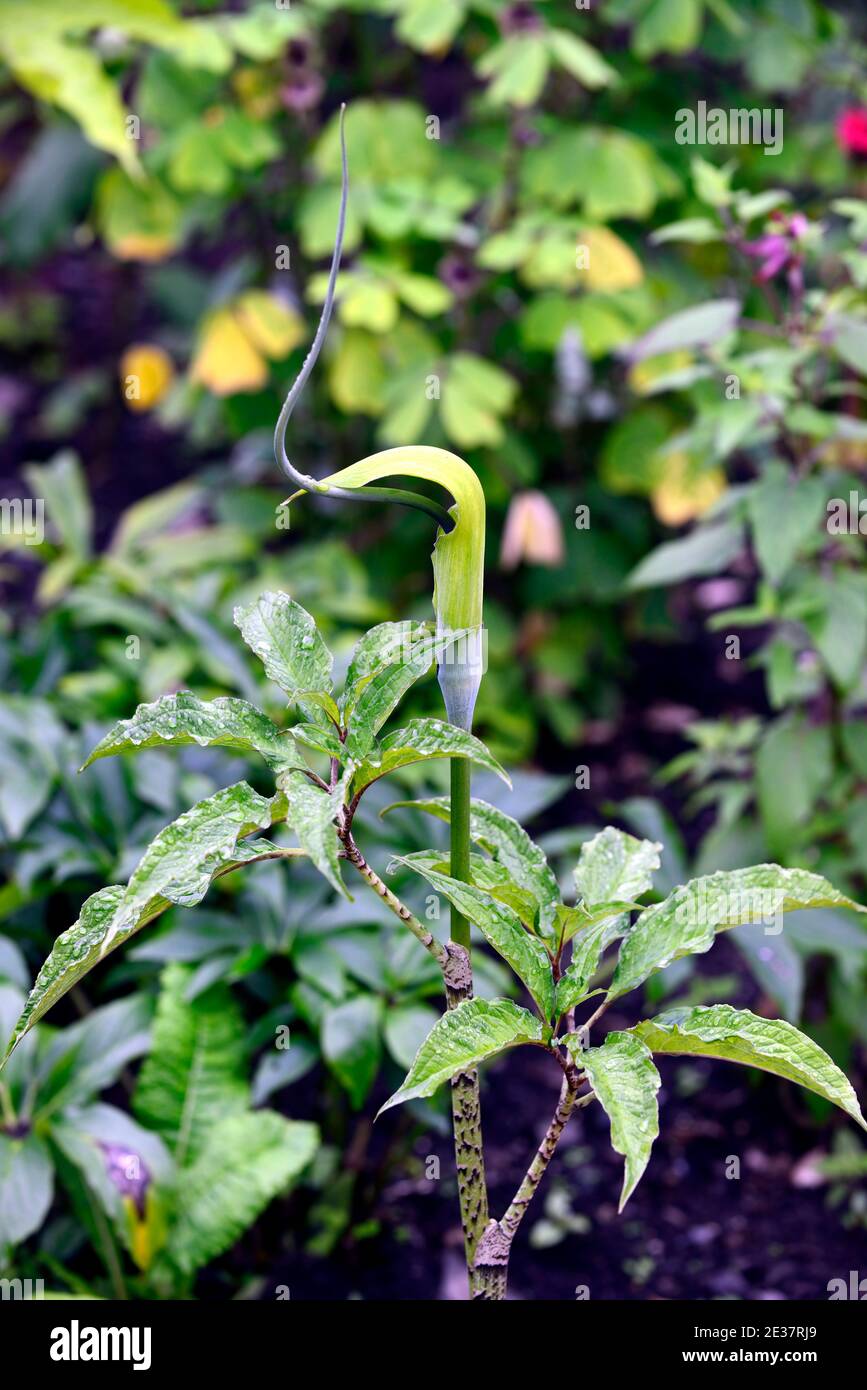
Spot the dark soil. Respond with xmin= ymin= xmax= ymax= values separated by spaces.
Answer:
xmin=263 ymin=1064 xmax=865 ymax=1302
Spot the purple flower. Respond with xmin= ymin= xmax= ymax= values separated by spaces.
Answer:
xmin=438 ymin=255 xmax=481 ymax=300
xmin=99 ymin=1142 xmax=151 ymax=1217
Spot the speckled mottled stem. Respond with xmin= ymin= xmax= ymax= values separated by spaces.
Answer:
xmin=448 ymin=764 xmax=491 ymax=1281
xmin=500 ymin=1072 xmax=581 ymax=1241
xmin=441 ymin=943 xmax=490 ymax=1284
xmin=472 ymin=1067 xmax=584 ymax=1300
xmin=451 ymin=1067 xmax=489 ymax=1281
xmin=342 ymin=834 xmax=447 ymax=968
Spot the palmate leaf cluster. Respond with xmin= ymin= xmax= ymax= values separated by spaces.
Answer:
xmin=383 ymin=814 xmax=867 ymax=1209
xmin=2 ymin=592 xmax=864 ymax=1218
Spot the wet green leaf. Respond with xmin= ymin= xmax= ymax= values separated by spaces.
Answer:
xmin=2 ymin=783 xmax=290 ymax=1062
xmin=353 ymin=719 xmax=509 ymax=795
xmin=234 ymin=591 xmax=333 ymax=722
xmin=610 ymin=865 xmax=867 ymax=1001
xmin=396 ymin=853 xmax=555 ymax=1019
xmin=278 ymin=768 xmax=348 ymax=898
xmin=382 ymin=795 xmax=559 ymax=939
xmin=633 ymin=1005 xmax=866 ymax=1128
xmin=81 ymin=692 xmax=290 ymax=770
xmin=565 ymin=1030 xmax=660 ymax=1210
xmin=380 ymin=997 xmax=546 ymax=1111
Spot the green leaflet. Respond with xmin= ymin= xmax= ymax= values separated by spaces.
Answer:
xmin=1 ymin=783 xmax=293 ymax=1063
xmin=555 ymin=899 xmax=643 ymax=947
xmin=0 ymin=1130 xmax=53 ymax=1249
xmin=554 ymin=890 xmax=647 ymax=1016
xmin=609 ymin=864 xmax=867 ymax=1001
xmin=379 ymin=997 xmax=546 ymax=1113
xmin=555 ymin=917 xmax=611 ymax=1017
xmin=381 ymin=795 xmax=559 ymax=940
xmin=574 ymin=827 xmax=661 ymax=909
xmin=342 ymin=620 xmax=431 ymax=715
xmin=2 ymin=888 xmax=120 ymax=1066
xmin=234 ymin=591 xmax=334 ymax=723
xmin=569 ymin=1030 xmax=661 ymax=1211
xmin=166 ymin=1111 xmax=319 ymax=1275
xmin=747 ymin=464 xmax=827 ymax=588
xmin=279 ymin=768 xmax=348 ymax=898
xmin=291 ymin=690 xmax=341 ymax=726
xmin=81 ymin=691 xmax=291 ymax=770
xmin=0 ymin=694 xmax=66 ymax=839
xmin=396 ymin=852 xmax=555 ymax=1020
xmin=547 ymin=28 xmax=617 ymax=86
xmin=465 ymin=854 xmax=544 ymax=928
xmin=353 ymin=719 xmax=510 ymax=795
xmin=110 ymin=783 xmax=280 ymax=942
xmin=632 ymin=1005 xmax=866 ymax=1129
xmin=134 ymin=965 xmax=248 ymax=1168
xmin=344 ymin=630 xmax=470 ymax=760
xmin=288 ymin=721 xmax=344 ymax=759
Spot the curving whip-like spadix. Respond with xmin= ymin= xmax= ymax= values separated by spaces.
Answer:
xmin=274 ymin=104 xmax=486 ymax=732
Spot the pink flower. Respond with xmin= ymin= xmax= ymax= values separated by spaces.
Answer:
xmin=742 ymin=212 xmax=809 ymax=291
xmin=743 ymin=233 xmax=790 ymax=281
xmin=500 ymin=491 xmax=565 ymax=569
xmin=836 ymin=108 xmax=867 ymax=157
xmin=281 ymin=72 xmax=324 ymax=113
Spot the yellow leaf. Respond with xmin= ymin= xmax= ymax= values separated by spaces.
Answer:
xmin=232 ymin=66 xmax=281 ymax=120
xmin=190 ymin=309 xmax=268 ymax=395
xmin=651 ymin=452 xmax=726 ymax=526
xmin=127 ymin=1189 xmax=168 ymax=1273
xmin=120 ymin=344 xmax=175 ymax=412
xmin=116 ymin=232 xmax=178 ymax=262
xmin=328 ymin=329 xmax=385 ymax=415
xmin=96 ymin=168 xmax=182 ymax=262
xmin=235 ymin=290 xmax=305 ymax=359
xmin=578 ymin=227 xmax=644 ymax=292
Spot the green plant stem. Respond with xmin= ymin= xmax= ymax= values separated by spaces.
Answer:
xmin=88 ymin=1190 xmax=128 ymax=1300
xmin=0 ymin=1080 xmax=16 ymax=1128
xmin=448 ymin=757 xmax=472 ymax=951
